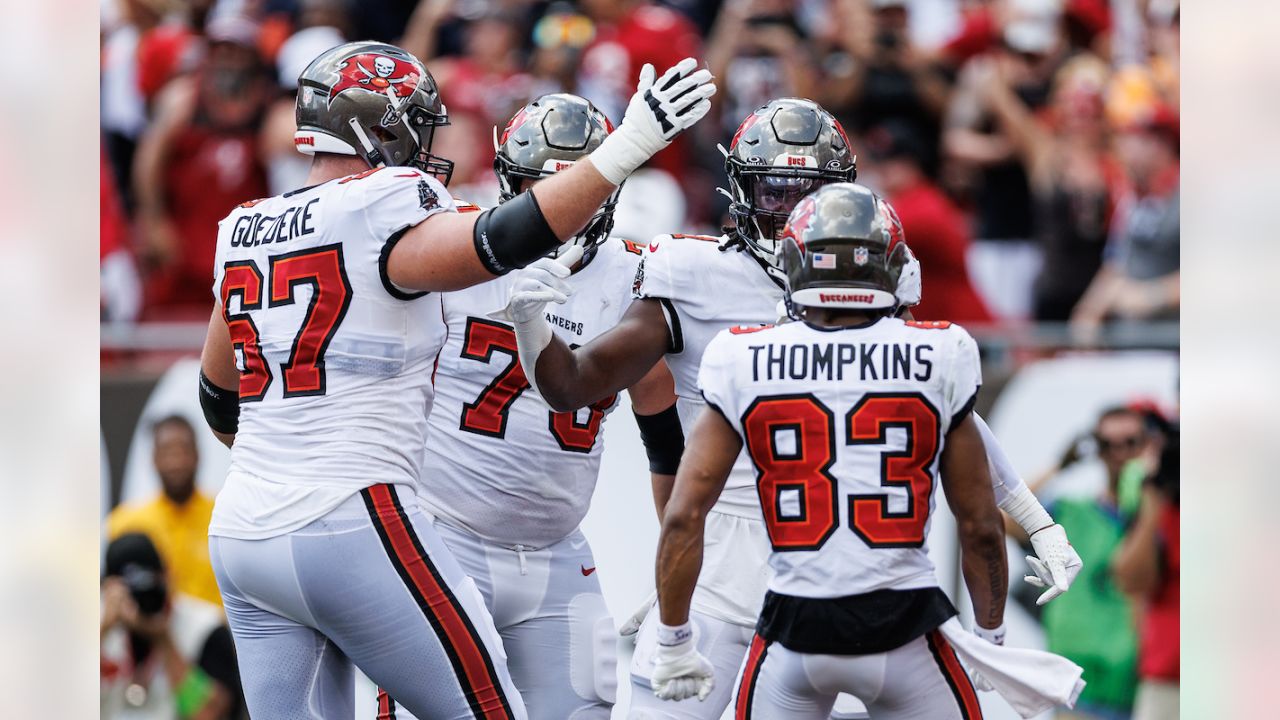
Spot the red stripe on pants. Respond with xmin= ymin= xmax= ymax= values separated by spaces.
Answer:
xmin=927 ymin=630 xmax=983 ymax=719
xmin=366 ymin=484 xmax=511 ymax=719
xmin=375 ymin=687 xmax=395 ymax=720
xmin=735 ymin=634 xmax=770 ymax=720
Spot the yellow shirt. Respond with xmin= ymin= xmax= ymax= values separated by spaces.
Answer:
xmin=106 ymin=491 xmax=222 ymax=607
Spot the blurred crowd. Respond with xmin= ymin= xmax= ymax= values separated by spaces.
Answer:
xmin=100 ymin=0 xmax=1179 ymax=332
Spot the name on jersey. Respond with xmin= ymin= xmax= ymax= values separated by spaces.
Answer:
xmin=748 ymin=342 xmax=934 ymax=383
xmin=229 ymin=198 xmax=319 ymax=248
xmin=545 ymin=312 xmax=583 ymax=336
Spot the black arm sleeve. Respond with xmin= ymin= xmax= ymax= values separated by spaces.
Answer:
xmin=635 ymin=403 xmax=685 ymax=475
xmin=472 ymin=190 xmax=561 ymax=275
xmin=199 ymin=371 xmax=240 ymax=435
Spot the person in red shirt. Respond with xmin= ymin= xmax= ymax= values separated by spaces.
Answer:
xmin=1112 ymin=430 xmax=1179 ymax=720
xmin=578 ymin=0 xmax=702 ymax=181
xmin=862 ymin=121 xmax=993 ymax=324
xmin=133 ymin=16 xmax=271 ymax=318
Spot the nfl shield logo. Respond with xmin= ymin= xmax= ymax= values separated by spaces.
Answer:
xmin=854 ymin=247 xmax=869 ymax=266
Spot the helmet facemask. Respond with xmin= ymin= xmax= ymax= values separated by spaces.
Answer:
xmin=359 ymin=89 xmax=454 ymax=184
xmin=725 ymin=160 xmax=849 ymax=272
xmin=720 ymin=99 xmax=857 ymax=279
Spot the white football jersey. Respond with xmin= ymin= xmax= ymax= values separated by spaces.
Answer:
xmin=698 ymin=318 xmax=982 ymax=599
xmin=419 ymin=237 xmax=646 ymax=547
xmin=632 ymin=234 xmax=784 ymax=517
xmin=208 ymin=167 xmax=453 ymax=540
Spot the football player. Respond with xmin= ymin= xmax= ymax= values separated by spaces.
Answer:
xmin=377 ymin=94 xmax=682 ymax=720
xmin=197 ymin=42 xmax=715 ymax=719
xmin=501 ymin=98 xmax=1080 ymax=718
xmin=652 ymin=182 xmax=1072 ymax=718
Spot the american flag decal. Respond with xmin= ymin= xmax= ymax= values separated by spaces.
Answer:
xmin=812 ymin=253 xmax=836 ymax=269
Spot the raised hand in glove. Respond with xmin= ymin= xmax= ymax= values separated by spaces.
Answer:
xmin=589 ymin=58 xmax=716 ymax=185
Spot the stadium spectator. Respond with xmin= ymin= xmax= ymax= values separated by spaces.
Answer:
xmin=861 ymin=121 xmax=992 ymax=324
xmin=133 ymin=15 xmax=271 ymax=317
xmin=944 ymin=0 xmax=1064 ymax=320
xmin=978 ymin=53 xmax=1123 ymax=321
xmin=705 ymin=0 xmax=818 ymax=138
xmin=102 ymin=150 xmax=141 ymax=324
xmin=576 ymin=0 xmax=702 ymax=182
xmin=821 ymin=0 xmax=949 ymax=174
xmin=101 ymin=533 xmax=242 ymax=719
xmin=527 ymin=3 xmax=597 ymax=97
xmin=1112 ymin=427 xmax=1180 ymax=720
xmin=402 ymin=1 xmax=534 ymax=195
xmin=102 ymin=0 xmax=170 ymax=212
xmin=259 ymin=4 xmax=349 ymax=195
xmin=107 ymin=415 xmax=221 ymax=608
xmin=1015 ymin=405 xmax=1155 ymax=719
xmin=1070 ymin=105 xmax=1179 ymax=334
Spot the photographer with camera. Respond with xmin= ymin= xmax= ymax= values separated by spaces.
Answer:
xmin=101 ymin=534 xmax=241 ymax=720
xmin=1013 ymin=405 xmax=1155 ymax=719
xmin=1112 ymin=427 xmax=1180 ymax=720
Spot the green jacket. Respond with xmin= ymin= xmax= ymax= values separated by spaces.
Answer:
xmin=1041 ymin=497 xmax=1138 ymax=710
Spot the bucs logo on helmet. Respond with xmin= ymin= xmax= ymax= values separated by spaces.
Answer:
xmin=329 ymin=53 xmax=421 ymax=110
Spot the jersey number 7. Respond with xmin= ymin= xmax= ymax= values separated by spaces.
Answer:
xmin=220 ymin=245 xmax=352 ymax=401
xmin=458 ymin=318 xmax=616 ymax=453
xmin=742 ymin=392 xmax=940 ymax=551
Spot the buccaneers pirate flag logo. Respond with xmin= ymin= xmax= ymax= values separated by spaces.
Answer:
xmin=329 ymin=53 xmax=422 ymax=110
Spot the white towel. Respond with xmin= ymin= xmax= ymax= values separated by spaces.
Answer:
xmin=938 ymin=617 xmax=1086 ymax=718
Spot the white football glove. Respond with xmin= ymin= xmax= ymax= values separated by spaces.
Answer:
xmin=619 ymin=591 xmax=656 ymax=638
xmin=490 ymin=246 xmax=583 ymax=395
xmin=651 ymin=624 xmax=715 ymax=702
xmin=1025 ymin=524 xmax=1084 ymax=606
xmin=968 ymin=623 xmax=1005 ymax=691
xmin=589 ymin=58 xmax=716 ymax=184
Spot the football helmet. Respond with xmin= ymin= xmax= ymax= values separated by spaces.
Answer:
xmin=294 ymin=41 xmax=454 ymax=183
xmin=494 ymin=93 xmax=620 ymax=263
xmin=779 ymin=183 xmax=908 ymax=313
xmin=724 ymin=98 xmax=857 ymax=277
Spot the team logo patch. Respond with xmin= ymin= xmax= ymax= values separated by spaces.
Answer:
xmin=854 ymin=247 xmax=869 ymax=266
xmin=329 ymin=53 xmax=421 ymax=109
xmin=418 ymin=179 xmax=438 ymax=210
xmin=812 ymin=252 xmax=836 ymax=269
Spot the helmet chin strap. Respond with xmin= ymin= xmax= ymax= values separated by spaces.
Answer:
xmin=348 ymin=119 xmax=385 ymax=167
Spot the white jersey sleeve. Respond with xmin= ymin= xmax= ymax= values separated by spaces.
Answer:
xmin=355 ymin=168 xmax=456 ymax=298
xmin=938 ymin=321 xmax=983 ymax=429
xmin=972 ymin=411 xmax=1025 ymax=505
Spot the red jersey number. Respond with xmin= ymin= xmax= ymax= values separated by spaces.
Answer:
xmin=219 ymin=244 xmax=352 ymax=400
xmin=742 ymin=393 xmax=940 ymax=551
xmin=742 ymin=395 xmax=839 ymax=551
xmin=459 ymin=318 xmax=615 ymax=452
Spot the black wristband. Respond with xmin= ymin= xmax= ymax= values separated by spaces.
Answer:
xmin=199 ymin=370 xmax=240 ymax=435
xmin=472 ymin=190 xmax=560 ymax=275
xmin=635 ymin=403 xmax=685 ymax=475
